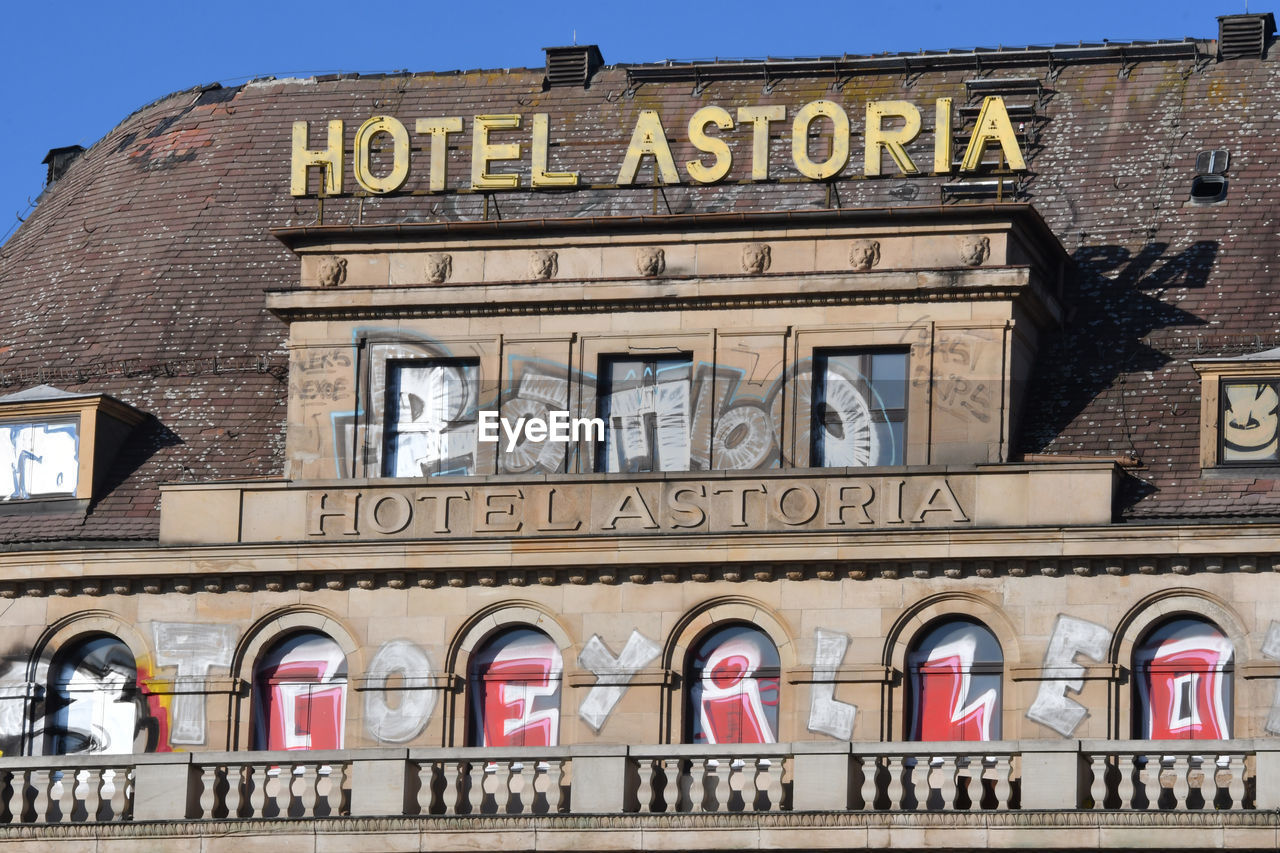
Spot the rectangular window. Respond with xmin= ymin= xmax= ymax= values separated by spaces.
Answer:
xmin=383 ymin=359 xmax=479 ymax=477
xmin=812 ymin=350 xmax=907 ymax=467
xmin=597 ymin=355 xmax=692 ymax=473
xmin=1219 ymin=378 xmax=1279 ymax=464
xmin=0 ymin=419 xmax=79 ymax=500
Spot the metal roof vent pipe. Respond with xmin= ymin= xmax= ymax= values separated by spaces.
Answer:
xmin=543 ymin=44 xmax=604 ymax=89
xmin=1217 ymin=13 xmax=1276 ymax=60
xmin=42 ymin=145 xmax=86 ymax=187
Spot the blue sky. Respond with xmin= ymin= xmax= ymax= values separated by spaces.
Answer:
xmin=0 ymin=1 xmax=1235 ymax=245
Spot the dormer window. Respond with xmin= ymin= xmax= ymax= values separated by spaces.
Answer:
xmin=1192 ymin=349 xmax=1280 ymax=471
xmin=0 ymin=385 xmax=146 ymax=506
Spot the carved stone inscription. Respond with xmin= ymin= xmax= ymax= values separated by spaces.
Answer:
xmin=299 ymin=475 xmax=971 ymax=540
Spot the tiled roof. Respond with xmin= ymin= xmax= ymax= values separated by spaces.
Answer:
xmin=1 ymin=33 xmax=1277 ymax=543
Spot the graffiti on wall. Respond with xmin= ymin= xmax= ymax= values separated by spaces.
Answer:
xmin=689 ymin=625 xmax=780 ymax=744
xmin=469 ymin=629 xmax=562 ymax=748
xmin=253 ymin=631 xmax=348 ymax=751
xmin=1221 ymin=380 xmax=1280 ymax=462
xmin=908 ymin=621 xmax=1001 ymax=742
xmin=364 ymin=640 xmax=437 ymax=744
xmin=1027 ymin=615 xmax=1112 ymax=737
xmin=324 ymin=330 xmax=922 ymax=478
xmin=577 ymin=630 xmax=660 ymax=732
xmin=0 ymin=421 xmax=79 ymax=500
xmin=150 ymin=622 xmax=233 ymax=746
xmin=807 ymin=628 xmax=856 ymax=740
xmin=1133 ymin=618 xmax=1233 ymax=740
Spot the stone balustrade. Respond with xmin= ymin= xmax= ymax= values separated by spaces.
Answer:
xmin=0 ymin=740 xmax=1273 ymax=825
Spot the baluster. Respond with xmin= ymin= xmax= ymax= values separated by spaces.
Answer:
xmin=191 ymin=765 xmax=213 ymax=819
xmin=544 ymin=759 xmax=564 ymax=814
xmin=250 ymin=765 xmax=269 ymax=818
xmin=1225 ymin=754 xmax=1246 ymax=809
xmin=992 ymin=755 xmax=1013 ymax=811
xmin=467 ymin=761 xmax=485 ymax=814
xmin=689 ymin=758 xmax=707 ymax=813
xmin=886 ymin=756 xmax=905 ymax=811
xmin=445 ymin=761 xmax=465 ymax=815
xmin=859 ymin=756 xmax=878 ymax=810
xmin=936 ymin=757 xmax=957 ymax=811
xmin=296 ymin=764 xmax=317 ymax=816
xmin=2 ymin=769 xmax=20 ymax=822
xmin=1116 ymin=755 xmax=1136 ymax=809
xmin=1086 ymin=754 xmax=1105 ymax=810
xmin=508 ymin=761 xmax=528 ymax=814
xmin=1170 ymin=755 xmax=1189 ymax=810
xmin=29 ymin=769 xmax=51 ymax=823
xmin=414 ymin=761 xmax=433 ymax=815
xmin=110 ymin=767 xmax=131 ymax=821
xmin=635 ymin=757 xmax=654 ymax=813
xmin=222 ymin=764 xmax=243 ymax=818
xmin=82 ymin=768 xmax=102 ymax=822
xmin=733 ymin=757 xmax=754 ymax=812
xmin=72 ymin=769 xmax=92 ymax=822
xmin=55 ymin=768 xmax=75 ymax=823
xmin=666 ymin=759 xmax=685 ymax=813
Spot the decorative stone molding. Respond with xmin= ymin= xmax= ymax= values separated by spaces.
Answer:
xmin=635 ymin=246 xmax=665 ymax=277
xmin=959 ymin=235 xmax=991 ymax=266
xmin=317 ymin=256 xmax=347 ymax=287
xmin=742 ymin=243 xmax=771 ymax=274
xmin=849 ymin=239 xmax=880 ymax=271
xmin=529 ymin=249 xmax=558 ymax=280
xmin=425 ymin=253 xmax=453 ymax=283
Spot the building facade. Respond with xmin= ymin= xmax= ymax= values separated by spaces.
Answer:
xmin=0 ymin=11 xmax=1278 ymax=851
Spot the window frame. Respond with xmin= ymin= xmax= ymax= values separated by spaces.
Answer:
xmin=810 ymin=348 xmax=909 ymax=468
xmin=595 ymin=352 xmax=695 ymax=474
xmin=381 ymin=357 xmax=482 ymax=479
xmin=1216 ymin=375 xmax=1280 ymax=466
xmin=904 ymin=617 xmax=1004 ymax=743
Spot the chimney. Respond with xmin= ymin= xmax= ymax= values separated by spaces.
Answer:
xmin=543 ymin=44 xmax=604 ymax=89
xmin=42 ymin=146 xmax=86 ymax=186
xmin=1218 ymin=13 xmax=1276 ymax=60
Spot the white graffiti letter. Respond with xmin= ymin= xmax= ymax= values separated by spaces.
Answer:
xmin=152 ymin=623 xmax=234 ymax=746
xmin=577 ymin=630 xmax=660 ymax=732
xmin=807 ymin=628 xmax=856 ymax=740
xmin=1262 ymin=621 xmax=1280 ymax=735
xmin=365 ymin=640 xmax=437 ymax=744
xmin=1027 ymin=615 xmax=1111 ymax=737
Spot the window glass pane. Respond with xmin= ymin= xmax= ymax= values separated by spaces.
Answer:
xmin=0 ymin=420 xmax=79 ymax=499
xmin=1133 ymin=618 xmax=1233 ymax=740
xmin=870 ymin=352 xmax=908 ymax=410
xmin=687 ymin=624 xmax=780 ymax=745
xmin=600 ymin=355 xmax=692 ymax=473
xmin=1221 ymin=379 xmax=1280 ymax=463
xmin=253 ymin=632 xmax=347 ymax=751
xmin=48 ymin=636 xmax=137 ymax=755
xmin=907 ymin=621 xmax=1002 ymax=742
xmin=469 ymin=629 xmax=562 ymax=747
xmin=814 ymin=351 xmax=907 ymax=467
xmin=385 ymin=361 xmax=478 ymax=477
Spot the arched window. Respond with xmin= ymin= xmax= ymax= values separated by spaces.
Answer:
xmin=1133 ymin=617 xmax=1233 ymax=740
xmin=252 ymin=631 xmax=348 ymax=751
xmin=906 ymin=619 xmax=1003 ymax=741
xmin=46 ymin=635 xmax=138 ymax=755
xmin=468 ymin=628 xmax=562 ymax=747
xmin=686 ymin=624 xmax=780 ymax=744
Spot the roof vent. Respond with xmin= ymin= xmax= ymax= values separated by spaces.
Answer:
xmin=41 ymin=145 xmax=86 ymax=186
xmin=543 ymin=44 xmax=603 ymax=89
xmin=1190 ymin=149 xmax=1230 ymax=205
xmin=1218 ymin=13 xmax=1275 ymax=60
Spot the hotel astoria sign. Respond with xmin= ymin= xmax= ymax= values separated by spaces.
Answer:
xmin=290 ymin=96 xmax=1027 ymax=196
